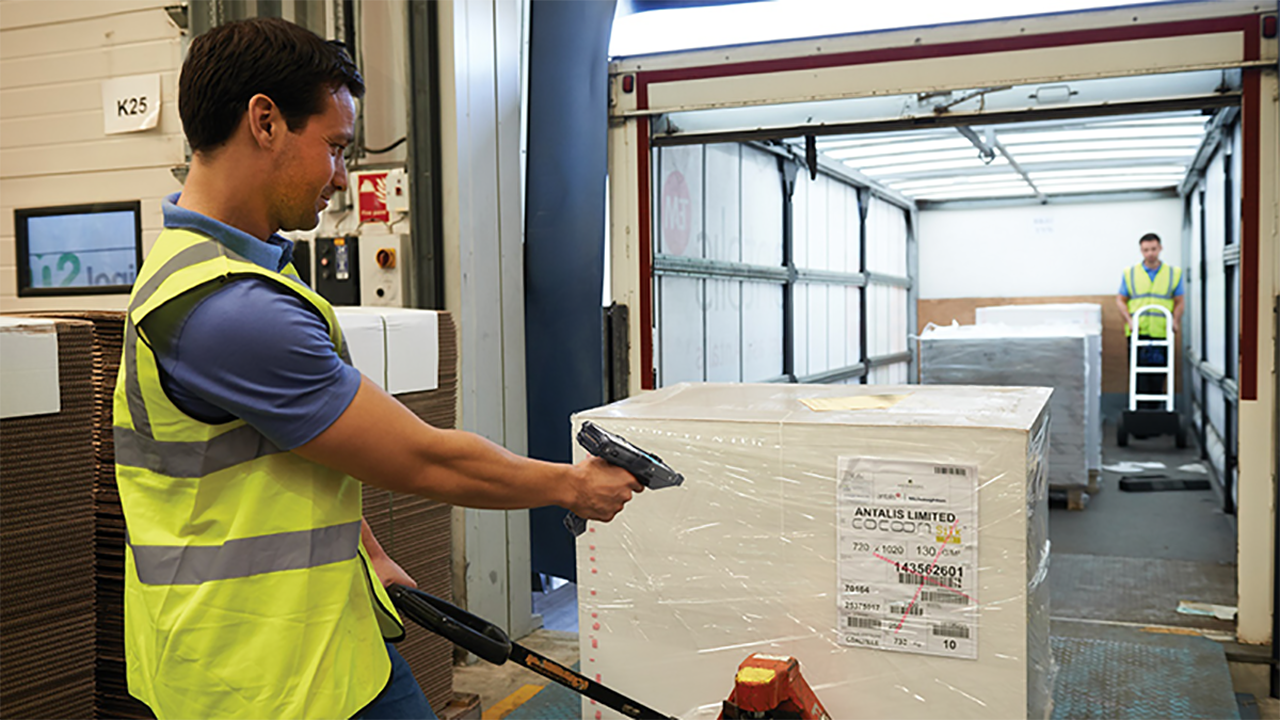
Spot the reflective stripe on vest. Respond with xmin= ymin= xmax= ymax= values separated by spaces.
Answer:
xmin=1124 ymin=263 xmax=1179 ymax=338
xmin=114 ymin=227 xmax=401 ymax=720
xmin=128 ymin=520 xmax=361 ymax=585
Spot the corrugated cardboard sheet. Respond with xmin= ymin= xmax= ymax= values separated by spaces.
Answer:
xmin=0 ymin=318 xmax=98 ymax=720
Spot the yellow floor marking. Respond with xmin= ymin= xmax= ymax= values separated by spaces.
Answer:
xmin=1140 ymin=625 xmax=1203 ymax=637
xmin=482 ymin=684 xmax=545 ymax=720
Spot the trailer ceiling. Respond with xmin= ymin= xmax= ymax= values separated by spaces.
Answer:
xmin=648 ymin=69 xmax=1234 ymax=204
xmin=804 ymin=109 xmax=1215 ymax=203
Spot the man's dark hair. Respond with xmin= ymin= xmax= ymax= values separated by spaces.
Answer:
xmin=1139 ymin=232 xmax=1162 ymax=245
xmin=179 ymin=17 xmax=365 ymax=153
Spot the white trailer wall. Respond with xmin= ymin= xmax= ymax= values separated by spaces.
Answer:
xmin=0 ymin=1 xmax=185 ymax=313
xmin=1184 ymin=118 xmax=1243 ymax=513
xmin=655 ymin=143 xmax=786 ymax=384
xmin=918 ymin=198 xmax=1183 ymax=300
xmin=792 ymin=170 xmax=860 ymax=381
xmin=865 ymin=196 xmax=910 ymax=384
xmin=654 ymin=143 xmax=911 ymax=387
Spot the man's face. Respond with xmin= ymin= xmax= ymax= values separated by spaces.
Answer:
xmin=1140 ymin=239 xmax=1161 ymax=266
xmin=270 ymin=86 xmax=356 ymax=233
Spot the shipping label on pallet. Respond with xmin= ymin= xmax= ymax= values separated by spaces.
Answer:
xmin=836 ymin=457 xmax=979 ymax=660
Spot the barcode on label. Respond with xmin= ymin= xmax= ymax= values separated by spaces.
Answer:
xmin=933 ymin=466 xmax=967 ymax=476
xmin=846 ymin=616 xmax=880 ymax=629
xmin=920 ymin=590 xmax=969 ymax=605
xmin=897 ymin=573 xmax=962 ymax=590
xmin=932 ymin=623 xmax=970 ymax=639
xmin=889 ymin=604 xmax=925 ymax=617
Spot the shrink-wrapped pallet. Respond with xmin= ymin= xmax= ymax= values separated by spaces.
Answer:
xmin=975 ymin=303 xmax=1102 ymax=475
xmin=921 ymin=323 xmax=1089 ymax=493
xmin=573 ymin=383 xmax=1052 ymax=720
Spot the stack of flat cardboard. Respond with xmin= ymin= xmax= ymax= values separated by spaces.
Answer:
xmin=24 ymin=311 xmax=151 ymax=719
xmin=340 ymin=309 xmax=459 ymax=712
xmin=0 ymin=317 xmax=98 ymax=719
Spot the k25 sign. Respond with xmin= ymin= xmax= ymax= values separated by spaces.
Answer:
xmin=102 ymin=74 xmax=161 ymax=135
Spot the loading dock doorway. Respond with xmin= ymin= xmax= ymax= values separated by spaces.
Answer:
xmin=607 ymin=0 xmax=1276 ymax=650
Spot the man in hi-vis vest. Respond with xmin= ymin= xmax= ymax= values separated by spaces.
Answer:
xmin=1115 ymin=232 xmax=1185 ymax=402
xmin=113 ymin=18 xmax=642 ymax=720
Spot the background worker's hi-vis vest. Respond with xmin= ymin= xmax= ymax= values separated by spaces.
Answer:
xmin=112 ymin=227 xmax=403 ymax=720
xmin=1124 ymin=262 xmax=1181 ymax=338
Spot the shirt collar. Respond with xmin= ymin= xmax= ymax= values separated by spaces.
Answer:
xmin=162 ymin=192 xmax=294 ymax=272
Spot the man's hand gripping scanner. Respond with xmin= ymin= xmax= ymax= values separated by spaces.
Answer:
xmin=565 ymin=420 xmax=685 ymax=536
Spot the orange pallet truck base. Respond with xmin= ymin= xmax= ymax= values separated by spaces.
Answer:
xmin=719 ymin=653 xmax=831 ymax=720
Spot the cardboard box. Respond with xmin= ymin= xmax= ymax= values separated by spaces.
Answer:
xmin=0 ymin=317 xmax=60 ymax=419
xmin=333 ymin=308 xmax=439 ymax=393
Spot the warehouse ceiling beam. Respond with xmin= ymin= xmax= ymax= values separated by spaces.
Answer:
xmin=865 ymin=155 xmax=1194 ymax=182
xmin=1178 ymin=106 xmax=1240 ymax=196
xmin=957 ymin=125 xmax=1048 ymax=204
xmin=916 ymin=187 xmax=1178 ymax=210
xmin=647 ymin=95 xmax=1239 ymax=148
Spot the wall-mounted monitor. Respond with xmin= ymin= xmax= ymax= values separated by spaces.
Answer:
xmin=15 ymin=201 xmax=143 ymax=296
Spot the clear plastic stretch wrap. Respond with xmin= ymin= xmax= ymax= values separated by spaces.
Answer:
xmin=572 ymin=383 xmax=1053 ymax=720
xmin=975 ymin=304 xmax=1103 ymax=473
xmin=920 ymin=323 xmax=1089 ymax=491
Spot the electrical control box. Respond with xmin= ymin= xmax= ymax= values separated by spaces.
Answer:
xmin=358 ymin=233 xmax=414 ymax=307
xmin=314 ymin=235 xmax=361 ymax=306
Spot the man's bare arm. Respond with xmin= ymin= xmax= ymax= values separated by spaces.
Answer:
xmin=1116 ymin=294 xmax=1132 ymax=330
xmin=295 ymin=377 xmax=642 ymax=521
xmin=362 ymin=518 xmax=415 ymax=588
xmin=1173 ymin=294 xmax=1186 ymax=334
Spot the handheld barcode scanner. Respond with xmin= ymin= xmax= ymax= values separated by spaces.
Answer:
xmin=565 ymin=420 xmax=685 ymax=536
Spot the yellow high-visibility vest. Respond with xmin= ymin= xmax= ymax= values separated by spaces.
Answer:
xmin=1123 ymin=262 xmax=1181 ymax=338
xmin=113 ymin=227 xmax=403 ymax=719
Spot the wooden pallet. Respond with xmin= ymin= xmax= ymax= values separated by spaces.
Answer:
xmin=1088 ymin=469 xmax=1101 ymax=494
xmin=1065 ymin=487 xmax=1089 ymax=511
xmin=1050 ymin=485 xmax=1090 ymax=511
xmin=439 ymin=692 xmax=481 ymax=720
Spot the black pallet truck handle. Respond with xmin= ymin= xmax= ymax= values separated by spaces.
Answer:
xmin=388 ymin=584 xmax=676 ymax=720
xmin=388 ymin=584 xmax=511 ymax=665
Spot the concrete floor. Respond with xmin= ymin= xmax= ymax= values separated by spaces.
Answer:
xmin=451 ymin=628 xmax=579 ymax=717
xmin=1234 ymin=663 xmax=1280 ymax=719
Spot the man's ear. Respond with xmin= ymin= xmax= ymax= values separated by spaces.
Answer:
xmin=246 ymin=94 xmax=281 ymax=149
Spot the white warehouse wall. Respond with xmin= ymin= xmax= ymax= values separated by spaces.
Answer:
xmin=0 ymin=0 xmax=186 ymax=313
xmin=918 ymin=197 xmax=1183 ymax=300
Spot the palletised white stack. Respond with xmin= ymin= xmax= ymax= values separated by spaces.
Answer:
xmin=975 ymin=303 xmax=1103 ymax=479
xmin=921 ymin=323 xmax=1089 ymax=492
xmin=574 ymin=383 xmax=1052 ymax=720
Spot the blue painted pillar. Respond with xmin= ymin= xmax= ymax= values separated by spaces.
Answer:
xmin=525 ymin=0 xmax=617 ymax=582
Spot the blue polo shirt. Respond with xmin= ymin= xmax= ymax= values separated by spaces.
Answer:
xmin=1118 ymin=262 xmax=1185 ymax=298
xmin=143 ymin=193 xmax=361 ymax=450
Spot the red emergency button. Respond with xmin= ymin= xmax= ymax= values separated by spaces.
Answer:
xmin=375 ymin=248 xmax=396 ymax=269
